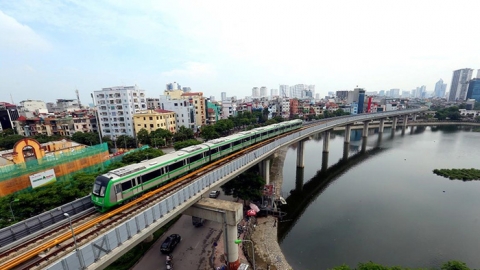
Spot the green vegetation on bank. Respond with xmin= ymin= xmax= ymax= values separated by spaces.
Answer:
xmin=104 ymin=215 xmax=181 ymax=270
xmin=433 ymin=168 xmax=480 ymax=181
xmin=330 ymin=260 xmax=469 ymax=270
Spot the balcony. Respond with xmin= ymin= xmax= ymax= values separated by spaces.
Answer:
xmin=97 ymin=94 xmax=105 ymax=98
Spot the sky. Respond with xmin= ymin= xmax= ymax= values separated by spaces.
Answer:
xmin=1 ymin=0 xmax=480 ymax=104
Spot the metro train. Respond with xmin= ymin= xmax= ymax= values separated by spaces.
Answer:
xmin=91 ymin=119 xmax=303 ymax=212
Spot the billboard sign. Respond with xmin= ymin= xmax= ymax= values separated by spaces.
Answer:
xmin=29 ymin=169 xmax=57 ymax=188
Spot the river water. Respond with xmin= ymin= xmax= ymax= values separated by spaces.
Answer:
xmin=279 ymin=126 xmax=480 ymax=269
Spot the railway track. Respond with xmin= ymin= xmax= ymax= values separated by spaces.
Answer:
xmin=0 ymin=124 xmax=309 ymax=270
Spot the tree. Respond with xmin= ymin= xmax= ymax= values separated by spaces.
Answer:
xmin=136 ymin=128 xmax=150 ymax=145
xmin=0 ymin=134 xmax=25 ymax=149
xmin=71 ymin=132 xmax=100 ymax=146
xmin=121 ymin=148 xmax=164 ymax=164
xmin=174 ymin=139 xmax=201 ymax=150
xmin=221 ymin=169 xmax=265 ymax=205
xmin=173 ymin=126 xmax=195 ymax=142
xmin=200 ymin=125 xmax=219 ymax=141
xmin=0 ymin=129 xmax=15 ymax=137
xmin=441 ymin=261 xmax=470 ymax=270
xmin=151 ymin=129 xmax=173 ymax=145
xmin=115 ymin=135 xmax=136 ymax=149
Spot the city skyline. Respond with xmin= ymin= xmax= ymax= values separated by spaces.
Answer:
xmin=1 ymin=1 xmax=480 ymax=103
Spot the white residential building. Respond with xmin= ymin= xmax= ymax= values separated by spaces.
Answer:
xmin=252 ymin=87 xmax=260 ymax=97
xmin=221 ymin=98 xmax=237 ymax=119
xmin=159 ymin=96 xmax=195 ymax=131
xmin=93 ymin=85 xmax=146 ymax=138
xmin=279 ymin=85 xmax=289 ymax=97
xmin=19 ymin=100 xmax=47 ymax=112
xmin=270 ymin=89 xmax=279 ymax=98
xmin=56 ymin=99 xmax=80 ymax=112
xmin=290 ymin=84 xmax=305 ymax=99
xmin=280 ymin=98 xmax=290 ymax=119
xmin=260 ymin=86 xmax=268 ymax=97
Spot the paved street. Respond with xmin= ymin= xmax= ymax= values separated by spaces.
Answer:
xmin=133 ymin=192 xmax=244 ymax=270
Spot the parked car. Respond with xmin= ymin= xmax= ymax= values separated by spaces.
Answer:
xmin=160 ymin=234 xmax=182 ymax=254
xmin=209 ymin=190 xmax=220 ymax=198
xmin=192 ymin=216 xmax=205 ymax=227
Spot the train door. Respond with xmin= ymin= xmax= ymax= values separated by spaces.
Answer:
xmin=114 ymin=184 xmax=123 ymax=202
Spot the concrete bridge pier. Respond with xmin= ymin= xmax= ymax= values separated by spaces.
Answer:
xmin=297 ymin=140 xmax=305 ymax=168
xmin=362 ymin=121 xmax=370 ymax=138
xmin=183 ymin=198 xmax=243 ymax=270
xmin=413 ymin=114 xmax=417 ymax=121
xmin=321 ymin=152 xmax=329 ymax=172
xmin=261 ymin=158 xmax=271 ymax=184
xmin=392 ymin=117 xmax=398 ymax=130
xmin=410 ymin=125 xmax=415 ymax=135
xmin=295 ymin=166 xmax=304 ymax=191
xmin=376 ymin=132 xmax=383 ymax=147
xmin=323 ymin=130 xmax=331 ymax=153
xmin=402 ymin=114 xmax=408 ymax=131
xmin=361 ymin=136 xmax=368 ymax=153
xmin=343 ymin=142 xmax=349 ymax=160
xmin=378 ymin=118 xmax=385 ymax=133
xmin=344 ymin=125 xmax=352 ymax=143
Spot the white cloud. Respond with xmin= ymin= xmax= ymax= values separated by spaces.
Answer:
xmin=0 ymin=10 xmax=50 ymax=51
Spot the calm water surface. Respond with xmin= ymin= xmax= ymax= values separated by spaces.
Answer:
xmin=279 ymin=126 xmax=480 ymax=269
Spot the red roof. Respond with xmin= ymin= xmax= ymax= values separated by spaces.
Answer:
xmin=154 ymin=109 xmax=174 ymax=114
xmin=17 ymin=115 xmax=27 ymax=121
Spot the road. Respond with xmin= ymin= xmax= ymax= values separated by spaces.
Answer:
xmin=133 ymin=192 xmax=236 ymax=270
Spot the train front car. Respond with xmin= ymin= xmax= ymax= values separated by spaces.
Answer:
xmin=91 ymin=174 xmax=112 ymax=212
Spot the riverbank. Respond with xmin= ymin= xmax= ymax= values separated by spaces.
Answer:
xmin=247 ymin=146 xmax=292 ymax=270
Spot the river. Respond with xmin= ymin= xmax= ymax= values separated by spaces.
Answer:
xmin=279 ymin=126 xmax=480 ymax=269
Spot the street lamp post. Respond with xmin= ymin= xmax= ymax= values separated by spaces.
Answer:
xmin=234 ymin=239 xmax=255 ymax=270
xmin=9 ymin=198 xmax=19 ymax=222
xmin=64 ymin=213 xmax=79 ymax=250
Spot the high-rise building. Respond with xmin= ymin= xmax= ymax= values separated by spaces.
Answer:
xmin=252 ymin=87 xmax=260 ymax=97
xmin=93 ymin=85 xmax=146 ymax=138
xmin=336 ymin=90 xmax=349 ymax=100
xmin=221 ymin=92 xmax=227 ymax=101
xmin=259 ymin=86 xmax=268 ymax=97
xmin=448 ymin=68 xmax=473 ymax=101
xmin=290 ymin=84 xmax=304 ymax=99
xmin=166 ymin=82 xmax=181 ymax=90
xmin=434 ymin=79 xmax=447 ymax=98
xmin=466 ymin=78 xmax=480 ymax=102
xmin=19 ymin=100 xmax=47 ymax=112
xmin=355 ymin=88 xmax=366 ymax=113
xmin=279 ymin=85 xmax=289 ymax=97
xmin=0 ymin=102 xmax=19 ymax=131
xmin=389 ymin=89 xmax=400 ymax=98
xmin=270 ymin=89 xmax=279 ymax=97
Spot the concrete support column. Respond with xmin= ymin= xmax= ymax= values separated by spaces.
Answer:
xmin=263 ymin=159 xmax=270 ymax=185
xmin=297 ymin=140 xmax=305 ymax=168
xmin=413 ymin=114 xmax=417 ymax=121
xmin=323 ymin=130 xmax=330 ymax=153
xmin=403 ymin=115 xmax=408 ymax=128
xmin=361 ymin=137 xmax=368 ymax=153
xmin=226 ymin=224 xmax=240 ymax=270
xmin=295 ymin=167 xmax=304 ymax=191
xmin=343 ymin=142 xmax=349 ymax=160
xmin=344 ymin=125 xmax=352 ymax=143
xmin=376 ymin=133 xmax=383 ymax=147
xmin=362 ymin=121 xmax=370 ymax=137
xmin=392 ymin=117 xmax=398 ymax=130
xmin=321 ymin=152 xmax=329 ymax=172
xmin=410 ymin=125 xmax=415 ymax=134
xmin=379 ymin=118 xmax=385 ymax=133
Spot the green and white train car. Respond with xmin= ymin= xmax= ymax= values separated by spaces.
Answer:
xmin=91 ymin=119 xmax=303 ymax=212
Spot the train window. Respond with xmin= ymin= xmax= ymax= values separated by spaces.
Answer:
xmin=209 ymin=148 xmax=219 ymax=155
xmin=142 ymin=168 xmax=164 ymax=182
xmin=169 ymin=160 xmax=184 ymax=171
xmin=220 ymin=144 xmax=230 ymax=151
xmin=115 ymin=185 xmax=122 ymax=193
xmin=131 ymin=178 xmax=137 ymax=187
xmin=189 ymin=153 xmax=203 ymax=163
xmin=233 ymin=140 xmax=242 ymax=146
xmin=100 ymin=186 xmax=106 ymax=196
xmin=261 ymin=132 xmax=267 ymax=137
xmin=121 ymin=180 xmax=133 ymax=191
xmin=93 ymin=182 xmax=102 ymax=195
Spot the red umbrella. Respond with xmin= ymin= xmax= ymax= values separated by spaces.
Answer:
xmin=246 ymin=209 xmax=257 ymax=216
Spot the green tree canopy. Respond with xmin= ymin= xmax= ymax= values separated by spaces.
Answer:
xmin=221 ymin=169 xmax=265 ymax=205
xmin=173 ymin=126 xmax=194 ymax=142
xmin=173 ymin=139 xmax=201 ymax=150
xmin=136 ymin=128 xmax=150 ymax=145
xmin=71 ymin=132 xmax=101 ymax=146
xmin=200 ymin=125 xmax=219 ymax=141
xmin=121 ymin=148 xmax=164 ymax=164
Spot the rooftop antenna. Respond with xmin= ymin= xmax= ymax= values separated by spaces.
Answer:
xmin=76 ymin=89 xmax=82 ymax=109
xmin=10 ymin=93 xmax=15 ymax=105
